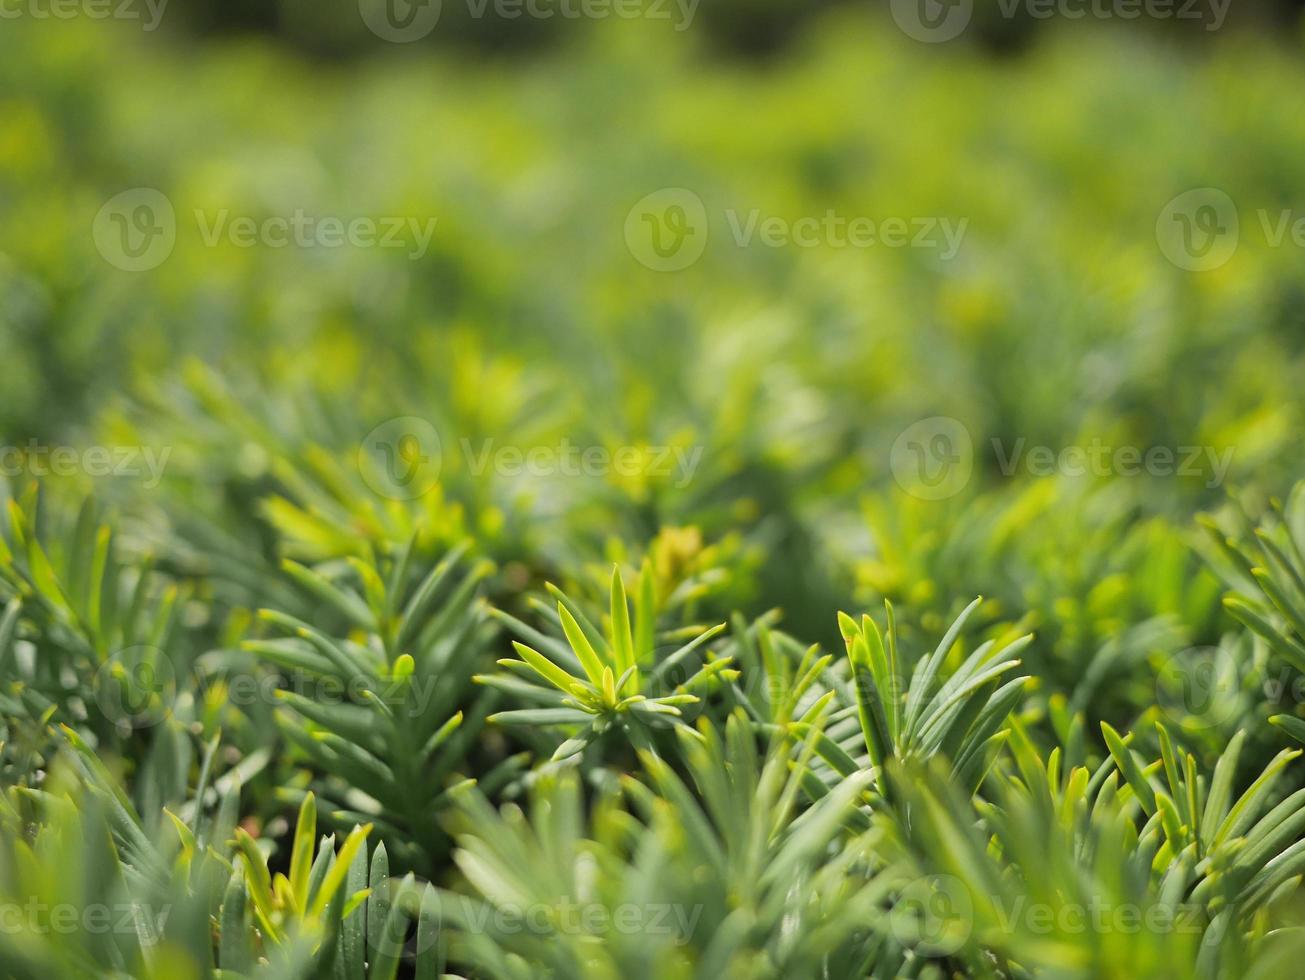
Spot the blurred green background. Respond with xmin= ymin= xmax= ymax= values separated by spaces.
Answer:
xmin=3 ymin=3 xmax=1305 ymax=651
xmin=7 ymin=10 xmax=1305 ymax=975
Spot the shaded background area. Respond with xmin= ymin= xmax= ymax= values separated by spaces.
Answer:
xmin=168 ymin=0 xmax=1305 ymax=57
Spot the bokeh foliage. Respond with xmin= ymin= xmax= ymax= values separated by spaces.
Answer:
xmin=3 ymin=9 xmax=1305 ymax=980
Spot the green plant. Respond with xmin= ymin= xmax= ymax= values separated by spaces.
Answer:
xmin=483 ymin=566 xmax=733 ymax=760
xmin=9 ymin=12 xmax=1305 ymax=978
xmin=0 ymin=487 xmax=194 ymax=788
xmin=242 ymin=542 xmax=520 ymax=872
xmin=789 ymin=598 xmax=1030 ymax=803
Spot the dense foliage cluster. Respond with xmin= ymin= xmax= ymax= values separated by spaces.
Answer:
xmin=4 ymin=12 xmax=1305 ymax=980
